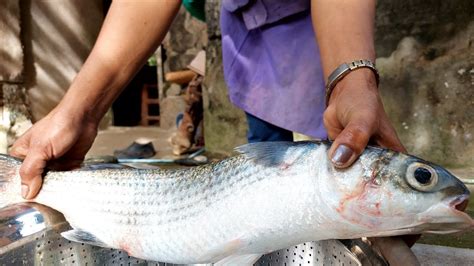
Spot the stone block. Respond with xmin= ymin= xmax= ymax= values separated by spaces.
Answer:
xmin=162 ymin=6 xmax=207 ymax=73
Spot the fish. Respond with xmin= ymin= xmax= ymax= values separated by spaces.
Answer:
xmin=0 ymin=141 xmax=472 ymax=265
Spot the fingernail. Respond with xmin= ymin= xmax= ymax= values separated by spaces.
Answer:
xmin=331 ymin=144 xmax=354 ymax=167
xmin=21 ymin=184 xmax=29 ymax=199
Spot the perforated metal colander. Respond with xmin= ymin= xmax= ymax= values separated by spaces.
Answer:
xmin=256 ymin=241 xmax=362 ymax=266
xmin=0 ymin=203 xmax=385 ymax=266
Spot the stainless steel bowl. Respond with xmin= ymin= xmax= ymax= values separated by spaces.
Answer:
xmin=0 ymin=203 xmax=381 ymax=265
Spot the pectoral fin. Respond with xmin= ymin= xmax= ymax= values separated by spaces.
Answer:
xmin=214 ymin=254 xmax=262 ymax=266
xmin=61 ymin=229 xmax=111 ymax=248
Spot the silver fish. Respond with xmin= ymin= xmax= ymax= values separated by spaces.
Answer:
xmin=0 ymin=141 xmax=472 ymax=265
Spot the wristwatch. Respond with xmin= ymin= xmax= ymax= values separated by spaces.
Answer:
xmin=325 ymin=59 xmax=379 ymax=106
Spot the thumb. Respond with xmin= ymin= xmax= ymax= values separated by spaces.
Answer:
xmin=19 ymin=151 xmax=47 ymax=199
xmin=329 ymin=119 xmax=374 ymax=168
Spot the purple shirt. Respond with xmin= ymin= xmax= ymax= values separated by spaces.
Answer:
xmin=221 ymin=0 xmax=327 ymax=139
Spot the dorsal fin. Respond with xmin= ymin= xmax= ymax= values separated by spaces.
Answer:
xmin=235 ymin=141 xmax=316 ymax=167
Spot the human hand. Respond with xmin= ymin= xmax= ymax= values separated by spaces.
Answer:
xmin=324 ymin=69 xmax=406 ymax=168
xmin=10 ymin=108 xmax=98 ymax=199
xmin=324 ymin=70 xmax=422 ymax=249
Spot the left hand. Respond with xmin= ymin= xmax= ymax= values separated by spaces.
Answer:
xmin=324 ymin=69 xmax=406 ymax=168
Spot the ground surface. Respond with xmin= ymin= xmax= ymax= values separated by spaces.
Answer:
xmin=87 ymin=126 xmax=176 ymax=159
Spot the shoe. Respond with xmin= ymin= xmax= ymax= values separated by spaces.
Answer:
xmin=114 ymin=141 xmax=156 ymax=159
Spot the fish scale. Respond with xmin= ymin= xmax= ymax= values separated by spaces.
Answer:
xmin=40 ymin=158 xmax=269 ymax=238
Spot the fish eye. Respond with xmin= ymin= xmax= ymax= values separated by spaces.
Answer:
xmin=406 ymin=163 xmax=438 ymax=191
xmin=414 ymin=167 xmax=432 ymax=184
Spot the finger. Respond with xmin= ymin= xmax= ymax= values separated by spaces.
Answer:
xmin=19 ymin=151 xmax=47 ymax=199
xmin=323 ymin=106 xmax=343 ymax=140
xmin=10 ymin=144 xmax=29 ymax=159
xmin=329 ymin=118 xmax=375 ymax=168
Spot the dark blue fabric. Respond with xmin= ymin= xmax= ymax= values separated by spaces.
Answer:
xmin=246 ymin=112 xmax=294 ymax=143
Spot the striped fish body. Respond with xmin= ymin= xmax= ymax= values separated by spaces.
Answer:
xmin=0 ymin=141 xmax=472 ymax=264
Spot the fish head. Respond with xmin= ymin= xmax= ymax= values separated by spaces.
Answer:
xmin=328 ymin=147 xmax=473 ymax=237
xmin=385 ymin=154 xmax=473 ymax=234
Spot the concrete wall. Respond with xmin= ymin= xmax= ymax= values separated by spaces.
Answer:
xmin=162 ymin=6 xmax=207 ymax=73
xmin=203 ymin=1 xmax=248 ymax=155
xmin=0 ymin=1 xmax=23 ymax=82
xmin=159 ymin=6 xmax=208 ymax=131
xmin=0 ymin=0 xmax=104 ymax=151
xmin=375 ymin=0 xmax=474 ymax=168
xmin=202 ymin=0 xmax=474 ymax=168
xmin=21 ymin=0 xmax=103 ymax=121
xmin=0 ymin=0 xmax=30 ymax=152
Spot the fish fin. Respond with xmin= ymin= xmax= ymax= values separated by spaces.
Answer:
xmin=0 ymin=154 xmax=22 ymax=208
xmin=235 ymin=141 xmax=315 ymax=167
xmin=214 ymin=254 xmax=262 ymax=266
xmin=61 ymin=229 xmax=111 ymax=248
xmin=199 ymin=238 xmax=245 ymax=263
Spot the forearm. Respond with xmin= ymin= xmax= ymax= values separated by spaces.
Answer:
xmin=311 ymin=0 xmax=376 ymax=82
xmin=313 ymin=1 xmax=411 ymax=254
xmin=58 ymin=0 xmax=181 ymax=124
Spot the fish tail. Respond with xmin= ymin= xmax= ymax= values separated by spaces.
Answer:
xmin=0 ymin=154 xmax=23 ymax=208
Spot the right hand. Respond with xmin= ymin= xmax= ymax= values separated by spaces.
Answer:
xmin=324 ymin=69 xmax=406 ymax=168
xmin=10 ymin=108 xmax=98 ymax=199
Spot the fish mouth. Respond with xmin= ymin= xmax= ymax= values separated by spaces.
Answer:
xmin=371 ymin=197 xmax=473 ymax=237
xmin=450 ymin=194 xmax=469 ymax=211
xmin=414 ymin=195 xmax=474 ymax=234
xmin=348 ymin=195 xmax=473 ymax=238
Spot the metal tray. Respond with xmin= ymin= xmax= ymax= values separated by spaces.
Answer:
xmin=1 ymin=203 xmax=383 ymax=265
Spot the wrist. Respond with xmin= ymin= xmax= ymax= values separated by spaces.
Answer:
xmin=54 ymin=99 xmax=101 ymax=130
xmin=339 ymin=67 xmax=378 ymax=90
xmin=325 ymin=60 xmax=379 ymax=106
xmin=328 ymin=68 xmax=379 ymax=104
